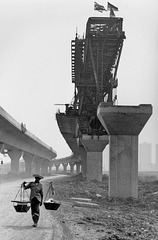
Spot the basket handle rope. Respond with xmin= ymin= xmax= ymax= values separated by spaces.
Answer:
xmin=13 ymin=186 xmax=22 ymax=203
xmin=44 ymin=182 xmax=61 ymax=204
xmin=24 ymin=186 xmax=30 ymax=200
xmin=20 ymin=184 xmax=30 ymax=201
xmin=13 ymin=184 xmax=30 ymax=203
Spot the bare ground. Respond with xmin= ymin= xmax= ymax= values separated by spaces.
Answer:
xmin=50 ymin=173 xmax=158 ymax=240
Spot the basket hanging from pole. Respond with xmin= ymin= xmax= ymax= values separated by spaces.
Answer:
xmin=44 ymin=182 xmax=61 ymax=210
xmin=11 ymin=184 xmax=30 ymax=213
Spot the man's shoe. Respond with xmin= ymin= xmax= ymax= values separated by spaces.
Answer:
xmin=32 ymin=223 xmax=37 ymax=227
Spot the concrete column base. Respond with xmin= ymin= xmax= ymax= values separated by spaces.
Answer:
xmin=62 ymin=163 xmax=68 ymax=173
xmin=55 ymin=163 xmax=60 ymax=172
xmin=97 ymin=103 xmax=153 ymax=198
xmin=0 ymin=143 xmax=4 ymax=153
xmin=23 ymin=152 xmax=35 ymax=176
xmin=81 ymin=135 xmax=109 ymax=181
xmin=76 ymin=162 xmax=81 ymax=174
xmin=109 ymin=135 xmax=138 ymax=198
xmin=33 ymin=156 xmax=43 ymax=174
xmin=8 ymin=149 xmax=22 ymax=175
xmin=41 ymin=160 xmax=49 ymax=176
xmin=79 ymin=146 xmax=87 ymax=178
xmin=69 ymin=162 xmax=75 ymax=174
xmin=86 ymin=152 xmax=102 ymax=181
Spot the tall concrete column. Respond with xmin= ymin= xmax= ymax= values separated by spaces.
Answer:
xmin=55 ymin=163 xmax=60 ymax=172
xmin=79 ymin=145 xmax=87 ymax=178
xmin=76 ymin=162 xmax=81 ymax=174
xmin=0 ymin=143 xmax=4 ymax=153
xmin=98 ymin=103 xmax=152 ymax=198
xmin=62 ymin=163 xmax=68 ymax=173
xmin=48 ymin=162 xmax=52 ymax=175
xmin=23 ymin=152 xmax=35 ymax=176
xmin=48 ymin=163 xmax=53 ymax=174
xmin=109 ymin=135 xmax=138 ymax=198
xmin=81 ymin=135 xmax=109 ymax=181
xmin=69 ymin=162 xmax=75 ymax=174
xmin=33 ymin=156 xmax=43 ymax=174
xmin=8 ymin=149 xmax=22 ymax=175
xmin=155 ymin=144 xmax=158 ymax=171
xmin=41 ymin=159 xmax=49 ymax=176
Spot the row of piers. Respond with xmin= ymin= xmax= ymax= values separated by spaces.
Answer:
xmin=4 ymin=105 xmax=152 ymax=199
xmin=51 ymin=162 xmax=81 ymax=174
xmin=75 ymin=104 xmax=152 ymax=198
xmin=3 ymin=148 xmax=82 ymax=176
xmin=2 ymin=150 xmax=51 ymax=177
xmin=56 ymin=104 xmax=153 ymax=198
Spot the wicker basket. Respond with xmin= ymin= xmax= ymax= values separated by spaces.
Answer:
xmin=13 ymin=202 xmax=30 ymax=212
xmin=44 ymin=182 xmax=61 ymax=210
xmin=11 ymin=184 xmax=30 ymax=213
xmin=44 ymin=201 xmax=60 ymax=210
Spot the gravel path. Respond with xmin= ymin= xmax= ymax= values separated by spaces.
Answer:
xmin=2 ymin=173 xmax=158 ymax=240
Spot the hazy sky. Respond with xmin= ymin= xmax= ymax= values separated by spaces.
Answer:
xmin=0 ymin=0 xmax=157 ymax=160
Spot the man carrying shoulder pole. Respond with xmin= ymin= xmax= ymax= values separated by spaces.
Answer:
xmin=22 ymin=174 xmax=44 ymax=227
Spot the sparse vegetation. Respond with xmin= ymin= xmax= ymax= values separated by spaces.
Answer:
xmin=51 ymin=173 xmax=158 ymax=239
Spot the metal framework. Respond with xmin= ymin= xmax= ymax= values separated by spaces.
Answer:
xmin=59 ymin=17 xmax=125 ymax=136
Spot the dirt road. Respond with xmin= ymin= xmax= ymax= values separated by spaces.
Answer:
xmin=2 ymin=173 xmax=158 ymax=240
xmin=0 ymin=175 xmax=67 ymax=240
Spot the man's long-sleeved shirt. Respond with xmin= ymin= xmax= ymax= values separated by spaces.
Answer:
xmin=24 ymin=182 xmax=43 ymax=203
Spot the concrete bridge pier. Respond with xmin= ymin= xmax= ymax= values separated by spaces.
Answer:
xmin=97 ymin=103 xmax=153 ymax=198
xmin=55 ymin=163 xmax=60 ymax=173
xmin=23 ymin=152 xmax=35 ymax=176
xmin=48 ymin=163 xmax=53 ymax=175
xmin=76 ymin=162 xmax=81 ymax=174
xmin=62 ymin=163 xmax=68 ymax=173
xmin=33 ymin=156 xmax=43 ymax=174
xmin=41 ymin=159 xmax=49 ymax=176
xmin=48 ymin=163 xmax=53 ymax=174
xmin=78 ymin=145 xmax=87 ymax=178
xmin=69 ymin=162 xmax=75 ymax=174
xmin=8 ymin=149 xmax=22 ymax=175
xmin=0 ymin=143 xmax=4 ymax=153
xmin=81 ymin=135 xmax=109 ymax=181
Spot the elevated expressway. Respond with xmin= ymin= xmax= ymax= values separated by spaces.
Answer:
xmin=56 ymin=16 xmax=152 ymax=198
xmin=0 ymin=106 xmax=57 ymax=176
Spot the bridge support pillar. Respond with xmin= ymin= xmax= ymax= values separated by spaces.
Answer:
xmin=33 ymin=156 xmax=42 ymax=174
xmin=8 ymin=149 xmax=22 ymax=175
xmin=81 ymin=135 xmax=109 ymax=181
xmin=0 ymin=143 xmax=4 ymax=153
xmin=79 ymin=146 xmax=87 ymax=178
xmin=55 ymin=163 xmax=60 ymax=173
xmin=76 ymin=162 xmax=81 ymax=174
xmin=23 ymin=152 xmax=35 ymax=176
xmin=48 ymin=163 xmax=52 ymax=175
xmin=62 ymin=163 xmax=68 ymax=173
xmin=41 ymin=159 xmax=49 ymax=176
xmin=49 ymin=163 xmax=54 ymax=174
xmin=97 ymin=103 xmax=152 ymax=198
xmin=69 ymin=162 xmax=75 ymax=174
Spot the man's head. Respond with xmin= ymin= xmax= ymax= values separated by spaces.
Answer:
xmin=33 ymin=174 xmax=44 ymax=182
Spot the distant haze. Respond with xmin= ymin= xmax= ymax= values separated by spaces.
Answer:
xmin=0 ymin=0 xmax=157 ymax=161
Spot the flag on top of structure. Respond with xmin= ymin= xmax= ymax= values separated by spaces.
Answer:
xmin=107 ymin=2 xmax=118 ymax=11
xmin=107 ymin=2 xmax=118 ymax=17
xmin=94 ymin=2 xmax=106 ymax=12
